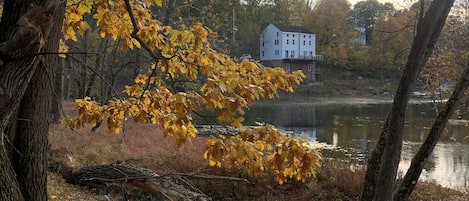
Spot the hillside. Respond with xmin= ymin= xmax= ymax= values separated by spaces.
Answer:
xmin=291 ymin=64 xmax=402 ymax=97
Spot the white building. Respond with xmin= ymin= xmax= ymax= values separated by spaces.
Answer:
xmin=260 ymin=23 xmax=322 ymax=81
xmin=353 ymin=25 xmax=367 ymax=45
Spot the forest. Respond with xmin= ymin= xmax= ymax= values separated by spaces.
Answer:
xmin=55 ymin=0 xmax=469 ymax=101
xmin=1 ymin=0 xmax=469 ymax=200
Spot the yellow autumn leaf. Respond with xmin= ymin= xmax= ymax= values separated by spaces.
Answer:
xmin=63 ymin=0 xmax=317 ymax=186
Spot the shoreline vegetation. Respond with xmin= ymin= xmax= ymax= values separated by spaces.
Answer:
xmin=48 ymin=100 xmax=469 ymax=200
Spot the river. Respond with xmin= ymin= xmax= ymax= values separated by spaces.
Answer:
xmin=243 ymin=97 xmax=469 ymax=192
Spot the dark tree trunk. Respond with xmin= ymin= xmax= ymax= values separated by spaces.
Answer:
xmin=0 ymin=14 xmax=44 ymax=201
xmin=79 ymin=28 xmax=90 ymax=98
xmin=12 ymin=1 xmax=66 ymax=200
xmin=0 ymin=0 xmax=31 ymax=42
xmin=85 ymin=37 xmax=107 ymax=97
xmin=360 ymin=115 xmax=389 ymax=201
xmin=369 ymin=1 xmax=455 ymax=200
xmin=394 ymin=67 xmax=469 ymax=200
xmin=51 ymin=56 xmax=64 ymax=123
xmin=0 ymin=0 xmax=65 ymax=200
xmin=65 ymin=58 xmax=71 ymax=99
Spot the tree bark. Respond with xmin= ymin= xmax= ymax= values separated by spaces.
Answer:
xmin=360 ymin=114 xmax=389 ymax=201
xmin=0 ymin=0 xmax=65 ymax=200
xmin=372 ymin=1 xmax=454 ymax=200
xmin=12 ymin=1 xmax=66 ymax=200
xmin=0 ymin=13 xmax=44 ymax=201
xmin=0 ymin=0 xmax=31 ymax=42
xmin=51 ymin=56 xmax=64 ymax=123
xmin=394 ymin=67 xmax=469 ymax=200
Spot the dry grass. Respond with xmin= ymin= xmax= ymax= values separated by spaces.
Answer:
xmin=50 ymin=101 xmax=207 ymax=171
xmin=49 ymin=122 xmax=206 ymax=170
xmin=309 ymin=160 xmax=364 ymax=200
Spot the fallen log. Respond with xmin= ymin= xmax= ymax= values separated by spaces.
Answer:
xmin=58 ymin=161 xmax=211 ymax=201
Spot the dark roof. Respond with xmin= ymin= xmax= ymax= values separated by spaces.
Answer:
xmin=272 ymin=24 xmax=313 ymax=34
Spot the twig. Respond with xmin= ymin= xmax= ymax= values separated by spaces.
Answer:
xmin=172 ymin=172 xmax=250 ymax=183
xmin=124 ymin=0 xmax=160 ymax=61
xmin=67 ymin=55 xmax=124 ymax=102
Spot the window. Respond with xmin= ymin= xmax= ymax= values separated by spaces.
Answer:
xmin=291 ymin=50 xmax=295 ymax=58
xmin=309 ymin=51 xmax=313 ymax=56
xmin=287 ymin=34 xmax=289 ymax=37
xmin=262 ymin=51 xmax=264 ymax=57
xmin=293 ymin=40 xmax=295 ymax=45
xmin=304 ymin=51 xmax=307 ymax=57
xmin=262 ymin=41 xmax=264 ymax=46
xmin=293 ymin=34 xmax=295 ymax=37
xmin=285 ymin=50 xmax=289 ymax=58
xmin=309 ymin=41 xmax=311 ymax=45
xmin=275 ymin=50 xmax=279 ymax=55
xmin=277 ymin=32 xmax=279 ymax=37
xmin=287 ymin=40 xmax=289 ymax=44
xmin=308 ymin=64 xmax=312 ymax=71
xmin=303 ymin=41 xmax=306 ymax=45
xmin=275 ymin=39 xmax=279 ymax=45
xmin=309 ymin=35 xmax=311 ymax=38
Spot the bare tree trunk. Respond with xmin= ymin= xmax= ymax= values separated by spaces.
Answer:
xmin=12 ymin=1 xmax=66 ymax=200
xmin=0 ymin=14 xmax=44 ymax=201
xmin=371 ymin=1 xmax=454 ymax=200
xmin=360 ymin=115 xmax=389 ymax=201
xmin=0 ymin=0 xmax=65 ymax=200
xmin=394 ymin=67 xmax=469 ymax=200
xmin=51 ymin=56 xmax=64 ymax=123
xmin=66 ymin=57 xmax=73 ymax=99
xmin=79 ymin=30 xmax=89 ymax=98
xmin=85 ymin=38 xmax=107 ymax=97
xmin=0 ymin=0 xmax=31 ymax=42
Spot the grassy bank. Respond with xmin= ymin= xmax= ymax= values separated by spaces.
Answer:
xmin=291 ymin=64 xmax=401 ymax=97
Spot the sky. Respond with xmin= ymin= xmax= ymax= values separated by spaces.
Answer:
xmin=348 ymin=0 xmax=414 ymax=10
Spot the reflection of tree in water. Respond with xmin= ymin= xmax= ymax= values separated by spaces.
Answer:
xmin=268 ymin=105 xmax=317 ymax=127
xmin=405 ymin=143 xmax=436 ymax=172
xmin=423 ymin=153 xmax=436 ymax=172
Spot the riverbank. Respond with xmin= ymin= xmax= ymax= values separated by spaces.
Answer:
xmin=47 ymin=117 xmax=469 ymax=200
xmin=256 ymin=95 xmax=446 ymax=106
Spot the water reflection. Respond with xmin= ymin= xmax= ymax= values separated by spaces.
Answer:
xmin=245 ymin=98 xmax=469 ymax=192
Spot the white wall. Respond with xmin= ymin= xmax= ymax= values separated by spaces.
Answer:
xmin=260 ymin=24 xmax=316 ymax=61
xmin=260 ymin=24 xmax=281 ymax=61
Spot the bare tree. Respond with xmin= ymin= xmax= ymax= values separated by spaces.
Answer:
xmin=361 ymin=0 xmax=455 ymax=200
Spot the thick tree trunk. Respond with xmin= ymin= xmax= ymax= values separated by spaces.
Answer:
xmin=360 ymin=114 xmax=389 ymax=201
xmin=371 ymin=1 xmax=454 ymax=200
xmin=0 ymin=2 xmax=40 ymax=198
xmin=0 ymin=0 xmax=31 ymax=42
xmin=12 ymin=1 xmax=66 ymax=200
xmin=0 ymin=0 xmax=65 ymax=200
xmin=394 ymin=67 xmax=469 ymax=200
xmin=0 ymin=16 xmax=44 ymax=201
xmin=0 ymin=149 xmax=23 ymax=200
